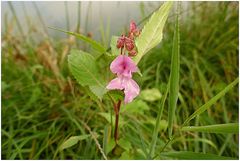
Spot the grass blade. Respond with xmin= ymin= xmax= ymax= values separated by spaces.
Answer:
xmin=181 ymin=123 xmax=239 ymax=134
xmin=218 ymin=134 xmax=232 ymax=155
xmin=60 ymin=135 xmax=90 ymax=150
xmin=103 ymin=125 xmax=110 ymax=155
xmin=49 ymin=27 xmax=106 ymax=53
xmin=161 ymin=151 xmax=237 ymax=160
xmin=168 ymin=4 xmax=180 ymax=138
xmin=76 ymin=1 xmax=81 ymax=33
xmin=182 ymin=77 xmax=239 ymax=126
xmin=149 ymin=85 xmax=169 ymax=158
xmin=171 ymin=138 xmax=218 ymax=152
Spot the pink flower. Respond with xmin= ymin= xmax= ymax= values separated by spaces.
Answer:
xmin=107 ymin=55 xmax=140 ymax=104
xmin=110 ymin=55 xmax=138 ymax=78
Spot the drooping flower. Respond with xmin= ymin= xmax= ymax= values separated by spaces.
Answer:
xmin=106 ymin=55 xmax=140 ymax=104
xmin=122 ymin=77 xmax=140 ymax=103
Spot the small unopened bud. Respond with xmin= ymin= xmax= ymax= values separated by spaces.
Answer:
xmin=130 ymin=20 xmax=137 ymax=33
xmin=129 ymin=50 xmax=137 ymax=57
xmin=117 ymin=36 xmax=125 ymax=49
xmin=87 ymin=32 xmax=93 ymax=38
xmin=125 ymin=39 xmax=134 ymax=51
xmin=134 ymin=30 xmax=141 ymax=37
xmin=128 ymin=32 xmax=134 ymax=40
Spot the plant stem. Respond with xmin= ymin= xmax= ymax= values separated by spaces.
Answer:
xmin=114 ymin=100 xmax=121 ymax=142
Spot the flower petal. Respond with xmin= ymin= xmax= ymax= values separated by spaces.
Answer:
xmin=110 ymin=55 xmax=138 ymax=76
xmin=106 ymin=77 xmax=124 ymax=90
xmin=118 ymin=69 xmax=132 ymax=78
xmin=124 ymin=56 xmax=138 ymax=73
xmin=110 ymin=55 xmax=124 ymax=74
xmin=123 ymin=78 xmax=140 ymax=104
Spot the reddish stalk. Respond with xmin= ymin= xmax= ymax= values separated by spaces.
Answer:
xmin=114 ymin=100 xmax=122 ymax=142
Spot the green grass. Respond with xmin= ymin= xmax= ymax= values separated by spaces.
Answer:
xmin=2 ymin=2 xmax=239 ymax=159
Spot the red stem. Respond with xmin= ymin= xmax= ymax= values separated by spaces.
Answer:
xmin=114 ymin=100 xmax=121 ymax=142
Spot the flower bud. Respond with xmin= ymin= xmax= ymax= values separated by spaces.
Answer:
xmin=128 ymin=32 xmax=134 ymax=40
xmin=129 ymin=50 xmax=137 ymax=57
xmin=125 ymin=40 xmax=134 ymax=51
xmin=130 ymin=21 xmax=137 ymax=33
xmin=134 ymin=30 xmax=141 ymax=37
xmin=117 ymin=36 xmax=125 ymax=49
xmin=87 ymin=32 xmax=93 ymax=38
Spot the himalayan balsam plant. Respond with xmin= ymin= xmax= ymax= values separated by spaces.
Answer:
xmin=106 ymin=21 xmax=141 ymax=142
xmin=54 ymin=1 xmax=239 ymax=160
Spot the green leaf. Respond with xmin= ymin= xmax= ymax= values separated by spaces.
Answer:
xmin=134 ymin=149 xmax=147 ymax=160
xmin=49 ymin=27 xmax=106 ymax=53
xmin=181 ymin=123 xmax=239 ymax=134
xmin=118 ymin=138 xmax=132 ymax=151
xmin=133 ymin=2 xmax=173 ymax=64
xmin=103 ymin=126 xmax=108 ymax=155
xmin=161 ymin=151 xmax=237 ymax=160
xmin=145 ymin=119 xmax=168 ymax=132
xmin=168 ymin=5 xmax=180 ymax=138
xmin=121 ymin=100 xmax=150 ymax=114
xmin=107 ymin=90 xmax=124 ymax=101
xmin=89 ymin=85 xmax=107 ymax=100
xmin=106 ymin=138 xmax=115 ymax=155
xmin=110 ymin=36 xmax=120 ymax=56
xmin=172 ymin=138 xmax=218 ymax=152
xmin=140 ymin=88 xmax=162 ymax=102
xmin=60 ymin=135 xmax=90 ymax=150
xmin=119 ymin=151 xmax=132 ymax=160
xmin=103 ymin=125 xmax=113 ymax=155
xmin=68 ymin=49 xmax=107 ymax=99
xmin=84 ymin=86 xmax=99 ymax=102
xmin=182 ymin=78 xmax=239 ymax=126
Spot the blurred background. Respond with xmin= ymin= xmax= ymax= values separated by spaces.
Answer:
xmin=1 ymin=1 xmax=239 ymax=160
xmin=2 ymin=1 xmax=164 ymax=41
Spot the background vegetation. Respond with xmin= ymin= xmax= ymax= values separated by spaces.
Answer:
xmin=2 ymin=1 xmax=239 ymax=159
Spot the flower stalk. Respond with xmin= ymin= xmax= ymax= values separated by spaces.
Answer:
xmin=113 ymin=100 xmax=121 ymax=142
